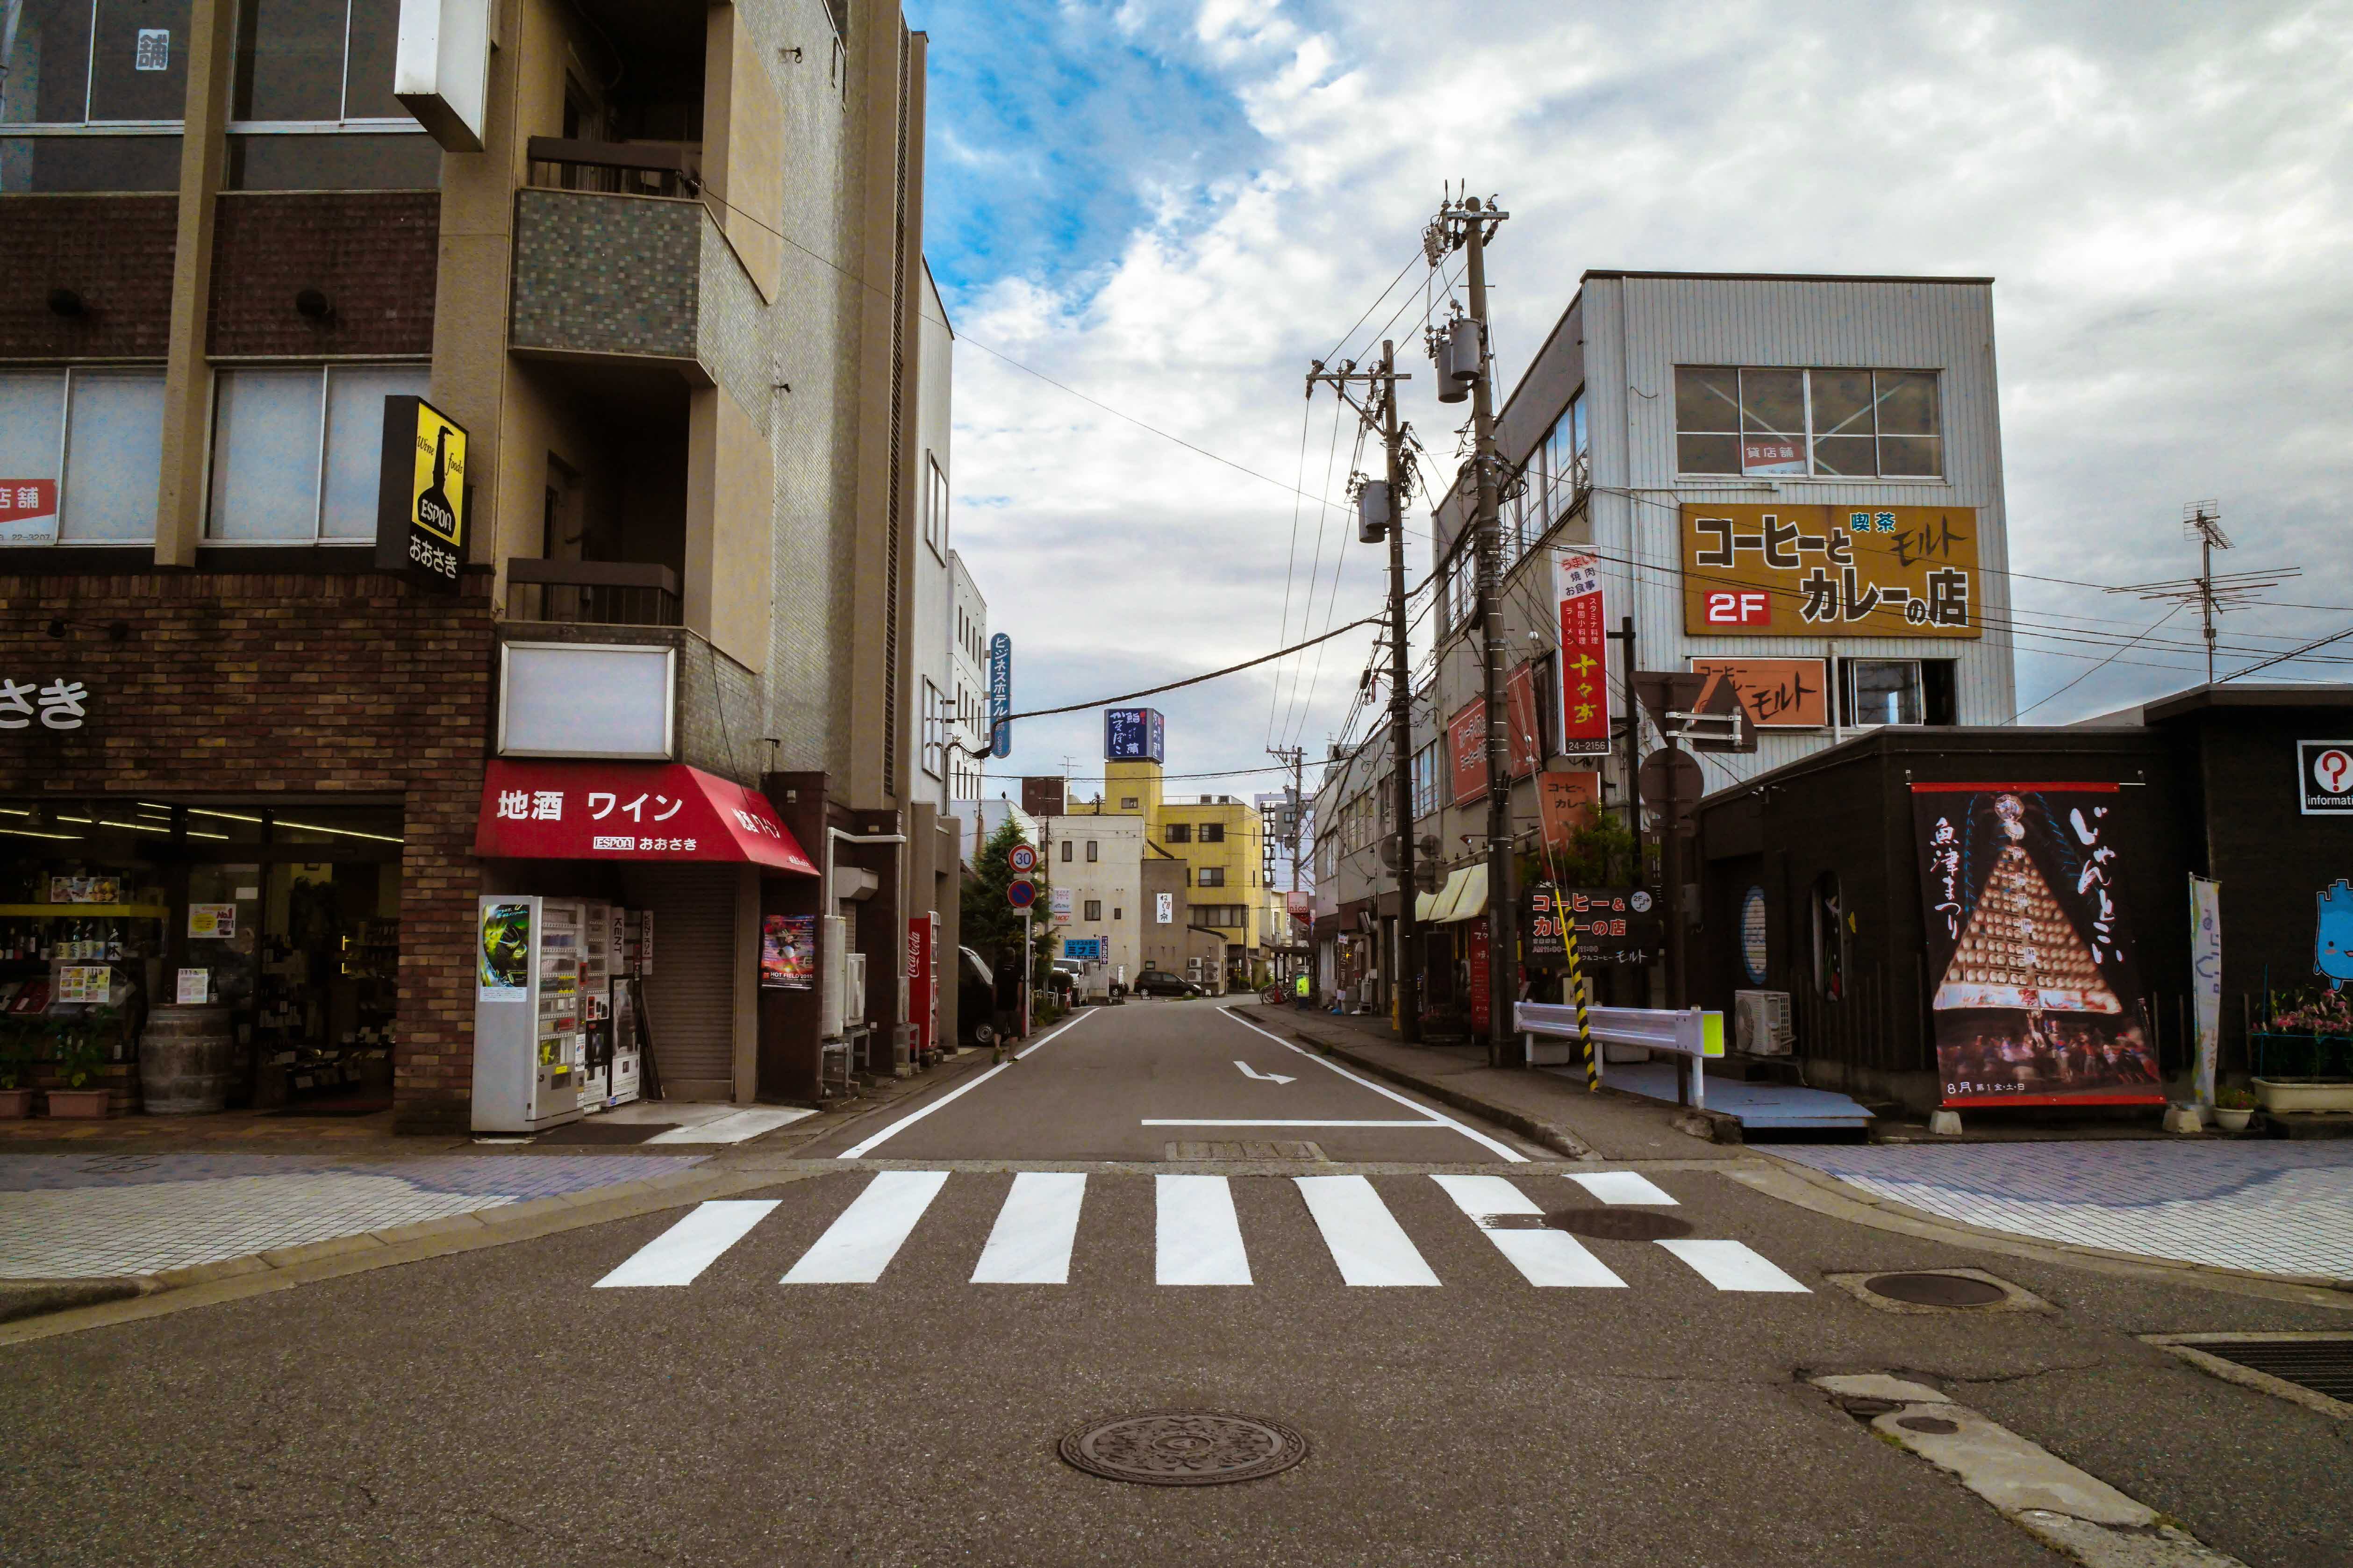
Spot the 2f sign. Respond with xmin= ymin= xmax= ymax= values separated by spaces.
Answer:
xmin=2300 ymin=739 xmax=2353 ymax=815
xmin=1703 ymin=591 xmax=1770 ymax=627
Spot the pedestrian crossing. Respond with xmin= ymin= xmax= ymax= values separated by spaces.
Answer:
xmin=591 ymin=1171 xmax=1811 ymax=1294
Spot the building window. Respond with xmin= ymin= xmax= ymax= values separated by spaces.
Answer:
xmin=1410 ymin=741 xmax=1444 ymax=819
xmin=0 ymin=367 xmax=166 ymax=545
xmin=1190 ymin=904 xmax=1244 ymax=929
xmin=1838 ymin=658 xmax=1956 ymax=727
xmin=1085 ymin=840 xmax=1097 ymax=862
xmin=1675 ymin=366 xmax=1943 ymax=480
xmin=207 ymin=364 xmax=429 ymax=542
xmin=920 ymin=678 xmax=946 ymax=778
xmin=224 ymin=0 xmax=436 ymax=190
xmin=1111 ymin=908 xmax=1121 ymax=922
xmin=924 ymin=452 xmax=947 ymax=560
xmin=1198 ymin=823 xmax=1224 ymax=844
xmin=1060 ymin=839 xmax=1072 ymax=862
xmin=1 ymin=1 xmax=190 ymax=192
xmin=1163 ymin=823 xmax=1191 ymax=844
xmin=1083 ymin=899 xmax=1101 ymax=921
xmin=1119 ymin=796 xmax=1139 ymax=810
xmin=1198 ymin=866 xmax=1225 ymax=888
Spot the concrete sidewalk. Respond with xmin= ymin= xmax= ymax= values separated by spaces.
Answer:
xmin=1266 ymin=1005 xmax=1744 ymax=1160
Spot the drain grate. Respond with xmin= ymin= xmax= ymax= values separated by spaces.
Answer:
xmin=1058 ymin=1412 xmax=1309 ymax=1486
xmin=2185 ymin=1339 xmax=2353 ymax=1403
xmin=1164 ymin=1141 xmax=1326 ymax=1161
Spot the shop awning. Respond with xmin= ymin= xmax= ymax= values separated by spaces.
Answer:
xmin=1416 ymin=864 xmax=1488 ymax=924
xmin=474 ymin=759 xmax=817 ymax=875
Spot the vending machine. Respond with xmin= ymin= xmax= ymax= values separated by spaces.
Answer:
xmin=577 ymin=900 xmax=613 ymax=1111
xmin=605 ymin=903 xmax=643 ymax=1105
xmin=470 ymin=895 xmax=586 ymax=1133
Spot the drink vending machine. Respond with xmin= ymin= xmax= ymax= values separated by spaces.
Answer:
xmin=470 ymin=895 xmax=585 ymax=1133
xmin=578 ymin=902 xmax=643 ymax=1109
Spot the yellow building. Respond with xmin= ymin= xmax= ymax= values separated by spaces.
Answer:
xmin=1074 ymin=760 xmax=1271 ymax=982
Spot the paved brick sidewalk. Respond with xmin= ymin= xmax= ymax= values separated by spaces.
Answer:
xmin=1774 ymin=1141 xmax=2353 ymax=1283
xmin=0 ymin=1153 xmax=710 ymax=1280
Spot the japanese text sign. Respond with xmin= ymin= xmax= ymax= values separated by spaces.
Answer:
xmin=1682 ymin=504 xmax=1980 ymax=638
xmin=1537 ymin=770 xmax=1602 ymax=851
xmin=1104 ymin=707 xmax=1166 ymax=763
xmin=1688 ymin=658 xmax=1828 ymax=728
xmin=1447 ymin=700 xmax=1487 ymax=804
xmin=374 ymin=394 xmax=467 ymax=594
xmin=988 ymin=634 xmax=1013 ymax=758
xmin=1553 ymin=551 xmax=1612 ymax=755
xmin=0 ymin=675 xmax=90 ymax=731
xmin=0 ymin=479 xmax=59 ymax=546
xmin=1505 ymin=662 xmax=1544 ymax=779
xmin=474 ymin=759 xmax=816 ymax=874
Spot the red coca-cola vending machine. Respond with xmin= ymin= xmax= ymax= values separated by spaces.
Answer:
xmin=907 ymin=913 xmax=938 ymax=1065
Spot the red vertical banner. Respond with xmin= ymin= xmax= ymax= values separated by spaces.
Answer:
xmin=1447 ymin=700 xmax=1487 ymax=803
xmin=1467 ymin=922 xmax=1492 ymax=1033
xmin=907 ymin=915 xmax=937 ymax=1056
xmin=1505 ymin=661 xmax=1543 ymax=777
xmin=1554 ymin=551 xmax=1611 ymax=757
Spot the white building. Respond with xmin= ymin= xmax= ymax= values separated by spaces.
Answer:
xmin=906 ymin=262 xmax=958 ymax=814
xmin=949 ymin=549 xmax=989 ymax=804
xmin=1040 ymin=813 xmax=1146 ymax=983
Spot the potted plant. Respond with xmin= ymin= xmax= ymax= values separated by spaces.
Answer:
xmin=0 ymin=1030 xmax=31 ymax=1118
xmin=2212 ymin=1086 xmax=2258 ymax=1133
xmin=45 ymin=1031 xmax=111 ymax=1119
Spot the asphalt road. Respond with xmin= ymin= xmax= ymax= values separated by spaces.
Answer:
xmin=3 ymin=1000 xmax=2348 ymax=1567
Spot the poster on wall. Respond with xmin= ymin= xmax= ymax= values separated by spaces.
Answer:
xmin=50 ymin=876 xmax=122 ymax=906
xmin=762 ymin=914 xmax=815 ymax=990
xmin=1911 ymin=783 xmax=2162 ymax=1107
xmin=478 ymin=900 xmax=531 ymax=1000
xmin=187 ymin=903 xmax=237 ymax=940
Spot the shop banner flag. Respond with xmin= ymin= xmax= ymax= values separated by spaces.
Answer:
xmin=1912 ymin=783 xmax=2162 ymax=1107
xmin=2189 ymin=875 xmax=2221 ymax=1108
xmin=1553 ymin=551 xmax=1612 ymax=756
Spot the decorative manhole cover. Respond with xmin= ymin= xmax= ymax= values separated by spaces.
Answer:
xmin=1864 ymin=1272 xmax=2009 ymax=1308
xmin=1896 ymin=1415 xmax=1960 ymax=1435
xmin=1058 ymin=1412 xmax=1309 ymax=1486
xmin=1539 ymin=1209 xmax=1695 ymax=1242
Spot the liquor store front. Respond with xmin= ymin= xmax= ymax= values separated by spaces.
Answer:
xmin=0 ymin=797 xmax=405 ymax=1115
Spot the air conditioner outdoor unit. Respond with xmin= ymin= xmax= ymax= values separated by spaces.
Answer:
xmin=820 ymin=915 xmax=849 ymax=1037
xmin=1734 ymin=989 xmax=1795 ymax=1056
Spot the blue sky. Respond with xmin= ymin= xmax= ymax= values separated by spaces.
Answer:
xmin=908 ymin=1 xmax=2353 ymax=811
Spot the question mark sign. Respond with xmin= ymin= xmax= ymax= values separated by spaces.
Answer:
xmin=2321 ymin=749 xmax=2353 ymax=793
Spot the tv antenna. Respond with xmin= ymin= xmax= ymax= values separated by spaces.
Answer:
xmin=2106 ymin=500 xmax=2299 ymax=684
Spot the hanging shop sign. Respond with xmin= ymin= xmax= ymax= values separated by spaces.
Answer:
xmin=1553 ymin=551 xmax=1612 ymax=755
xmin=1911 ymin=783 xmax=2161 ymax=1108
xmin=988 ymin=634 xmax=1014 ymax=758
xmin=1536 ymin=770 xmax=1601 ymax=851
xmin=1505 ymin=662 xmax=1544 ymax=778
xmin=1104 ymin=707 xmax=1166 ymax=764
xmin=375 ymin=394 xmax=468 ymax=594
xmin=473 ymin=759 xmax=817 ymax=874
xmin=1063 ymin=937 xmax=1105 ymax=961
xmin=1155 ymin=892 xmax=1173 ymax=924
xmin=1525 ymin=884 xmax=1569 ymax=967
xmin=1467 ymin=921 xmax=1492 ymax=1034
xmin=1447 ymin=700 xmax=1486 ymax=804
xmin=1683 ymin=504 xmax=1980 ymax=637
xmin=762 ymin=914 xmax=815 ymax=990
xmin=1688 ymin=658 xmax=1829 ymax=729
xmin=2297 ymin=739 xmax=2353 ymax=815
xmin=1526 ymin=886 xmax=1659 ymax=970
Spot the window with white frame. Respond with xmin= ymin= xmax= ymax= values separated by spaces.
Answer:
xmin=1197 ymin=866 xmax=1225 ymax=888
xmin=0 ymin=367 xmax=166 ymax=545
xmin=224 ymin=0 xmax=435 ymax=190
xmin=1409 ymin=740 xmax=1444 ymax=819
xmin=1675 ymin=366 xmax=1943 ymax=479
xmin=920 ymin=678 xmax=946 ymax=777
xmin=207 ymin=364 xmax=429 ymax=542
xmin=1083 ymin=899 xmax=1101 ymax=921
xmin=924 ymin=452 xmax=947 ymax=559
xmin=1 ymin=0 xmax=190 ymax=193
xmin=1198 ymin=822 xmax=1224 ymax=844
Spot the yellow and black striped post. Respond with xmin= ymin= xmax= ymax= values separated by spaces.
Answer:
xmin=1566 ymin=920 xmax=1597 ymax=1091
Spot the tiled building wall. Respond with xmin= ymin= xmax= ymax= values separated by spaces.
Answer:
xmin=209 ymin=193 xmax=441 ymax=358
xmin=509 ymin=190 xmax=702 ymax=359
xmin=0 ymin=571 xmax=496 ymax=1132
xmin=0 ymin=195 xmax=179 ymax=360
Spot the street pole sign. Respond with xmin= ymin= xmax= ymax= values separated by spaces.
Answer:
xmin=1007 ymin=878 xmax=1037 ymax=909
xmin=1008 ymin=843 xmax=1037 ymax=874
xmin=988 ymin=634 xmax=1014 ymax=758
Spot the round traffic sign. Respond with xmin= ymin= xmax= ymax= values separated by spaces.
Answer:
xmin=1008 ymin=844 xmax=1038 ymax=873
xmin=1637 ymin=748 xmax=1704 ymax=815
xmin=1007 ymin=878 xmax=1037 ymax=909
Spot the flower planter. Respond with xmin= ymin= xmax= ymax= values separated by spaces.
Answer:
xmin=2212 ymin=1106 xmax=2255 ymax=1133
xmin=45 ymin=1088 xmax=111 ymax=1119
xmin=2251 ymin=1077 xmax=2353 ymax=1114
xmin=0 ymin=1087 xmax=33 ymax=1119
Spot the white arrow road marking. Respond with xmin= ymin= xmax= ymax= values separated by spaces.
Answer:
xmin=1233 ymin=1060 xmax=1296 ymax=1084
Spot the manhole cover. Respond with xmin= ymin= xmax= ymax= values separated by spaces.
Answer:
xmin=1540 ymin=1209 xmax=1695 ymax=1242
xmin=1058 ymin=1412 xmax=1309 ymax=1486
xmin=1864 ymin=1272 xmax=2008 ymax=1308
xmin=1896 ymin=1415 xmax=1960 ymax=1435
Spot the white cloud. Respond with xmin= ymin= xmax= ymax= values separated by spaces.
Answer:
xmin=943 ymin=0 xmax=2353 ymax=804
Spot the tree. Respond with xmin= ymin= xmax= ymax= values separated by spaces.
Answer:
xmin=961 ymin=815 xmax=1055 ymax=995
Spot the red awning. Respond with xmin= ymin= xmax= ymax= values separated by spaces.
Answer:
xmin=474 ymin=759 xmax=818 ymax=876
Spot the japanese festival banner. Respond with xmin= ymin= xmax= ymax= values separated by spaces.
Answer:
xmin=1553 ymin=551 xmax=1612 ymax=755
xmin=1446 ymin=700 xmax=1486 ymax=804
xmin=1688 ymin=658 xmax=1828 ymax=728
xmin=1911 ymin=783 xmax=2161 ymax=1108
xmin=1683 ymin=504 xmax=1981 ymax=638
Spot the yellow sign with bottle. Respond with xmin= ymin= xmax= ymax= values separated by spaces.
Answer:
xmin=376 ymin=394 xmax=467 ymax=592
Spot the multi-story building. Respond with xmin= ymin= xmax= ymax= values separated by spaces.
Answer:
xmin=1039 ymin=812 xmax=1143 ymax=982
xmin=0 ymin=0 xmax=954 ymax=1125
xmin=947 ymin=549 xmax=989 ymax=804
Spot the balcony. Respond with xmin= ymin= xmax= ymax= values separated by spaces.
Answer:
xmin=505 ymin=558 xmax=681 ymax=629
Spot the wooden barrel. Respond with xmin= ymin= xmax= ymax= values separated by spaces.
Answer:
xmin=139 ymin=1005 xmax=236 ymax=1115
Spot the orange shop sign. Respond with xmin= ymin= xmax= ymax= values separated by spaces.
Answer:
xmin=1688 ymin=658 xmax=1828 ymax=729
xmin=1448 ymin=700 xmax=1487 ymax=803
xmin=1681 ymin=503 xmax=1980 ymax=638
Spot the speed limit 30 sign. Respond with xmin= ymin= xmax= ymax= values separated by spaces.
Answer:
xmin=2299 ymin=740 xmax=2353 ymax=815
xmin=1008 ymin=844 xmax=1038 ymax=873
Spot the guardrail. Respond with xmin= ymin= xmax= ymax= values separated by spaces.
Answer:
xmin=524 ymin=136 xmax=701 ymax=199
xmin=1515 ymin=1001 xmax=1725 ymax=1108
xmin=504 ymin=557 xmax=682 ymax=628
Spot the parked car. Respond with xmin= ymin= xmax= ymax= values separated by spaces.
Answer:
xmin=1133 ymin=970 xmax=1204 ymax=998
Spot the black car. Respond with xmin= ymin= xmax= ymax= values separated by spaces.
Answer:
xmin=1133 ymin=970 xmax=1204 ymax=998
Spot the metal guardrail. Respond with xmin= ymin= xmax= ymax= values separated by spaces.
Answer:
xmin=523 ymin=136 xmax=701 ymax=199
xmin=504 ymin=557 xmax=681 ymax=627
xmin=1515 ymin=1000 xmax=1725 ymax=1107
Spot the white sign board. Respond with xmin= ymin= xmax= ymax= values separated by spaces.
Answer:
xmin=2298 ymin=739 xmax=2353 ymax=815
xmin=1155 ymin=892 xmax=1173 ymax=924
xmin=2188 ymin=875 xmax=2221 ymax=1108
xmin=396 ymin=0 xmax=493 ymax=152
xmin=498 ymin=642 xmax=674 ymax=760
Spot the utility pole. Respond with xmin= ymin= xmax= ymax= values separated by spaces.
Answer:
xmin=1306 ymin=342 xmax=1419 ymax=1039
xmin=1265 ymin=743 xmax=1305 ymax=984
xmin=1427 ymin=189 xmax=1515 ymax=1068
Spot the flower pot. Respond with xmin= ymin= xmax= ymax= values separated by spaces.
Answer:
xmin=2212 ymin=1106 xmax=2255 ymax=1133
xmin=46 ymin=1088 xmax=111 ymax=1119
xmin=2251 ymin=1077 xmax=2353 ymax=1113
xmin=0 ymin=1087 xmax=33 ymax=1119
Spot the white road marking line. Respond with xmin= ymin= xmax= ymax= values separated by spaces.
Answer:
xmin=645 ymin=1108 xmax=816 ymax=1145
xmin=1156 ymin=1174 xmax=1252 ymax=1285
xmin=1219 ymin=1009 xmax=1529 ymax=1162
xmin=1430 ymin=1173 xmax=1626 ymax=1288
xmin=835 ymin=1011 xmax=1099 ymax=1159
xmin=1234 ymin=1060 xmax=1296 ymax=1084
xmin=1016 ymin=1006 xmax=1100 ymax=1059
xmin=592 ymin=1199 xmax=779 ymax=1288
xmin=781 ymin=1171 xmax=949 ymax=1283
xmin=1656 ymin=1238 xmax=1810 ymax=1292
xmin=1567 ymin=1171 xmax=1678 ymax=1206
xmin=971 ymin=1172 xmax=1087 ymax=1284
xmin=1140 ymin=1119 xmax=1450 ymax=1128
xmin=1295 ymin=1175 xmax=1440 ymax=1287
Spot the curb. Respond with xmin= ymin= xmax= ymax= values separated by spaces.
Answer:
xmin=1276 ymin=1016 xmax=1595 ymax=1160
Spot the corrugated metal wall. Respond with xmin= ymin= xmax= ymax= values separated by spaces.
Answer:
xmin=626 ymin=865 xmax=740 ymax=1096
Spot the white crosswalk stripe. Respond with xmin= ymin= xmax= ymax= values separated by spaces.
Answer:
xmin=1156 ymin=1173 xmax=1252 ymax=1285
xmin=971 ymin=1172 xmax=1087 ymax=1284
xmin=781 ymin=1169 xmax=948 ymax=1284
xmin=1294 ymin=1174 xmax=1440 ymax=1286
xmin=1429 ymin=1173 xmax=1627 ymax=1288
xmin=594 ymin=1172 xmax=1815 ymax=1296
